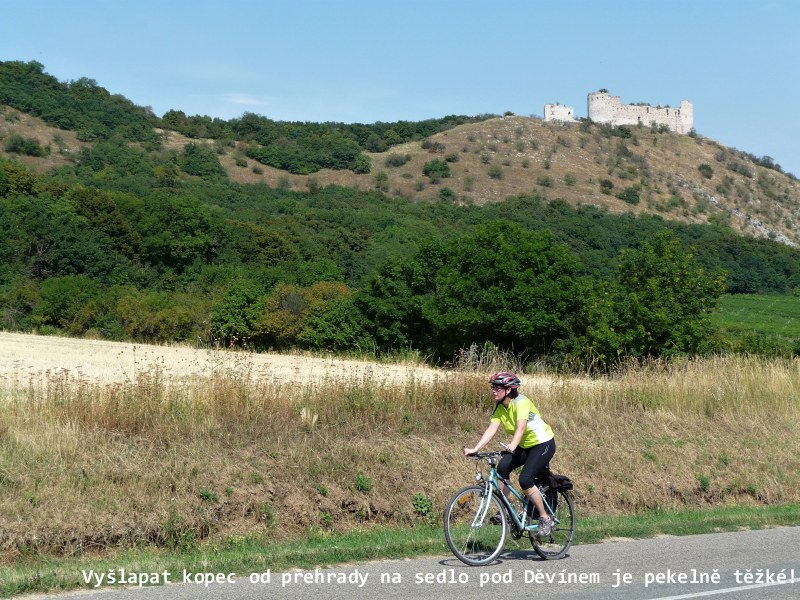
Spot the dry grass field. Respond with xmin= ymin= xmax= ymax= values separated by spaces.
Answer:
xmin=1 ymin=332 xmax=799 ymax=564
xmin=0 ymin=332 xmax=444 ymax=387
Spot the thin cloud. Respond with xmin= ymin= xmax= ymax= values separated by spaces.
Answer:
xmin=223 ymin=93 xmax=270 ymax=107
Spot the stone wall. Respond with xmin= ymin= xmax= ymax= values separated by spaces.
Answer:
xmin=587 ymin=91 xmax=693 ymax=134
xmin=543 ymin=103 xmax=576 ymax=123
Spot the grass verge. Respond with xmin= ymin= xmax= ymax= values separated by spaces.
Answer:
xmin=2 ymin=503 xmax=797 ymax=598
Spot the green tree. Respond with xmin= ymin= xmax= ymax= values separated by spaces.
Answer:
xmin=209 ymin=280 xmax=263 ymax=346
xmin=0 ymin=159 xmax=42 ymax=197
xmin=33 ymin=275 xmax=102 ymax=330
xmin=298 ymin=294 xmax=368 ymax=351
xmin=698 ymin=163 xmax=714 ymax=179
xmin=584 ymin=231 xmax=727 ymax=363
xmin=179 ymin=143 xmax=227 ymax=180
xmin=355 ymin=244 xmax=444 ymax=351
xmin=66 ymin=186 xmax=143 ymax=260
xmin=424 ymin=223 xmax=586 ymax=359
xmin=1 ymin=193 xmax=119 ymax=280
xmin=251 ymin=281 xmax=352 ymax=349
xmin=138 ymin=193 xmax=222 ymax=274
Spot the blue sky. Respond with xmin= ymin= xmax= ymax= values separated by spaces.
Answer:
xmin=2 ymin=0 xmax=799 ymax=176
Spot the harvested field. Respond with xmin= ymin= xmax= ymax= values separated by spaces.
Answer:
xmin=0 ymin=332 xmax=444 ymax=387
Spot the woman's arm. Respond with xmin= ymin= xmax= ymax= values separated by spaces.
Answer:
xmin=504 ymin=419 xmax=527 ymax=453
xmin=463 ymin=421 xmax=501 ymax=455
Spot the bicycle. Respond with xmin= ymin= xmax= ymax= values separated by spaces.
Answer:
xmin=443 ymin=450 xmax=575 ymax=565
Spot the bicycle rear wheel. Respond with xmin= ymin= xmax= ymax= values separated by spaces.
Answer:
xmin=444 ymin=485 xmax=507 ymax=566
xmin=530 ymin=488 xmax=574 ymax=560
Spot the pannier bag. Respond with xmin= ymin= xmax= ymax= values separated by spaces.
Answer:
xmin=549 ymin=473 xmax=574 ymax=491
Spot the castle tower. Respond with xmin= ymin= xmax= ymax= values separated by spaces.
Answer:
xmin=677 ymin=100 xmax=694 ymax=134
xmin=587 ymin=90 xmax=618 ymax=124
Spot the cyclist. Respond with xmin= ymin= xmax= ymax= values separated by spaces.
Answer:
xmin=463 ymin=371 xmax=556 ymax=535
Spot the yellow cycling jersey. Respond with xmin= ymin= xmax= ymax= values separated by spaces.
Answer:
xmin=490 ymin=394 xmax=554 ymax=448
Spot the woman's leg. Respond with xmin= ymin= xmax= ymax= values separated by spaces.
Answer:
xmin=517 ymin=439 xmax=556 ymax=530
xmin=497 ymin=449 xmax=526 ymax=501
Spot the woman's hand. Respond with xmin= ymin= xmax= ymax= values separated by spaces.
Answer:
xmin=463 ymin=447 xmax=477 ymax=456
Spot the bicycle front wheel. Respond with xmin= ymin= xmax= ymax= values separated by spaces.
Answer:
xmin=443 ymin=485 xmax=507 ymax=566
xmin=530 ymin=488 xmax=575 ymax=560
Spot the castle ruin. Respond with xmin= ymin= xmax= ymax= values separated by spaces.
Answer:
xmin=544 ymin=90 xmax=694 ymax=134
xmin=543 ymin=103 xmax=575 ymax=123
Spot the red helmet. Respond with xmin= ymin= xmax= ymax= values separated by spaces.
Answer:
xmin=488 ymin=371 xmax=521 ymax=389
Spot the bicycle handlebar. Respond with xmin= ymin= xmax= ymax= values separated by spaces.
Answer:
xmin=465 ymin=450 xmax=507 ymax=459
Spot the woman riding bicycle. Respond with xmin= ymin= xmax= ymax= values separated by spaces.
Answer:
xmin=463 ymin=371 xmax=556 ymax=535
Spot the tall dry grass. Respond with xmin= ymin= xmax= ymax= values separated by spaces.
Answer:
xmin=553 ymin=354 xmax=800 ymax=415
xmin=1 ymin=353 xmax=798 ymax=562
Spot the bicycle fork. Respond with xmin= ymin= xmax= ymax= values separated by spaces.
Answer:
xmin=471 ymin=481 xmax=495 ymax=528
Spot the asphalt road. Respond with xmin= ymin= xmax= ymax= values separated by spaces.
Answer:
xmin=23 ymin=527 xmax=799 ymax=600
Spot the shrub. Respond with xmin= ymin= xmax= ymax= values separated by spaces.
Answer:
xmin=351 ymin=154 xmax=371 ymax=174
xmin=617 ymin=185 xmax=641 ymax=205
xmin=421 ymin=140 xmax=445 ymax=153
xmin=537 ymin=175 xmax=553 ymax=187
xmin=374 ymin=170 xmax=389 ymax=192
xmin=613 ymin=125 xmax=632 ymax=138
xmin=422 ymin=158 xmax=450 ymax=181
xmin=698 ymin=163 xmax=714 ymax=179
xmin=564 ymin=173 xmax=577 ymax=186
xmin=384 ymin=153 xmax=411 ymax=168
xmin=5 ymin=134 xmax=50 ymax=157
xmin=599 ymin=179 xmax=614 ymax=194
xmin=180 ymin=143 xmax=226 ymax=179
xmin=488 ymin=165 xmax=503 ymax=179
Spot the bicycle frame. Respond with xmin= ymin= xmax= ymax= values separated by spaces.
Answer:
xmin=472 ymin=451 xmax=556 ymax=532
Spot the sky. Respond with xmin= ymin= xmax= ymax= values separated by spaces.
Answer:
xmin=2 ymin=0 xmax=799 ymax=177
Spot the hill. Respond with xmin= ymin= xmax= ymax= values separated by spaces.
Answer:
xmin=227 ymin=116 xmax=800 ymax=249
xmin=2 ymin=62 xmax=799 ymax=248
